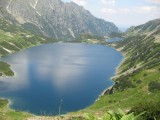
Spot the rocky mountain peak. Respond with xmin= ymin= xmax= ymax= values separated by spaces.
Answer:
xmin=0 ymin=0 xmax=119 ymax=40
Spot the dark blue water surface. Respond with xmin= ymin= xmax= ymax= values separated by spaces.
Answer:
xmin=0 ymin=43 xmax=123 ymax=115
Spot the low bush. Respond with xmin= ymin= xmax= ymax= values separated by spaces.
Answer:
xmin=115 ymin=79 xmax=136 ymax=91
xmin=85 ymin=108 xmax=144 ymax=120
xmin=129 ymin=102 xmax=160 ymax=120
xmin=148 ymin=81 xmax=160 ymax=92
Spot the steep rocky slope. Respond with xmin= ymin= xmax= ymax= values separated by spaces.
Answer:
xmin=0 ymin=0 xmax=119 ymax=40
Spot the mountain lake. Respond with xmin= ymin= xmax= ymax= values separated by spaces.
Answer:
xmin=0 ymin=43 xmax=123 ymax=115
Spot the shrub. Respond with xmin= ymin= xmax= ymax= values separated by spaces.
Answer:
xmin=143 ymin=73 xmax=147 ymax=77
xmin=148 ymin=81 xmax=160 ymax=92
xmin=115 ymin=79 xmax=136 ymax=91
xmin=136 ymin=80 xmax=142 ymax=84
xmin=129 ymin=102 xmax=160 ymax=120
xmin=85 ymin=108 xmax=144 ymax=120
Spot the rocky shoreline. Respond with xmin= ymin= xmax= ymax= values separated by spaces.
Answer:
xmin=99 ymin=45 xmax=126 ymax=97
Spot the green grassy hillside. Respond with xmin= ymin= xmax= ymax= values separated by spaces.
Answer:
xmin=0 ymin=99 xmax=32 ymax=120
xmin=0 ymin=18 xmax=58 ymax=77
xmin=86 ymin=19 xmax=160 ymax=120
xmin=0 ymin=61 xmax=14 ymax=77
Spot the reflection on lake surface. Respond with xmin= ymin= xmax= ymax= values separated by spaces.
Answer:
xmin=0 ymin=43 xmax=123 ymax=115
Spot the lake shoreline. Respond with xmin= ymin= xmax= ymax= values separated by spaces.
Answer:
xmin=0 ymin=42 xmax=124 ymax=116
xmin=0 ymin=42 xmax=60 ymax=79
xmin=98 ymin=45 xmax=125 ymax=97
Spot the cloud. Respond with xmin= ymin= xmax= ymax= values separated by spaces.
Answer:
xmin=101 ymin=8 xmax=116 ymax=14
xmin=101 ymin=6 xmax=160 ymax=15
xmin=141 ymin=6 xmax=156 ymax=11
xmin=134 ymin=6 xmax=160 ymax=13
xmin=72 ymin=0 xmax=87 ymax=6
xmin=101 ymin=0 xmax=115 ymax=6
xmin=145 ymin=0 xmax=160 ymax=4
xmin=118 ymin=8 xmax=130 ymax=13
xmin=101 ymin=7 xmax=130 ymax=14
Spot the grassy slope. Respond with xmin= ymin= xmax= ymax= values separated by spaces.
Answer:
xmin=0 ymin=18 xmax=58 ymax=77
xmin=85 ymin=20 xmax=160 ymax=115
xmin=0 ymin=99 xmax=33 ymax=120
xmin=0 ymin=61 xmax=14 ymax=77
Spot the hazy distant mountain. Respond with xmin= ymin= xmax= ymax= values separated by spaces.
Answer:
xmin=0 ymin=0 xmax=119 ymax=40
xmin=119 ymin=28 xmax=128 ymax=32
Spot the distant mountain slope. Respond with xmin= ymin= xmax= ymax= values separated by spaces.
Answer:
xmin=116 ymin=19 xmax=160 ymax=73
xmin=0 ymin=0 xmax=119 ymax=40
xmin=0 ymin=17 xmax=57 ymax=57
xmin=0 ymin=16 xmax=57 ymax=77
xmin=126 ymin=19 xmax=160 ymax=38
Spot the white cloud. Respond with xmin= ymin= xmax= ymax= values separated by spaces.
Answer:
xmin=72 ymin=0 xmax=86 ymax=6
xmin=101 ymin=7 xmax=130 ymax=14
xmin=119 ymin=8 xmax=130 ymax=13
xmin=142 ymin=6 xmax=155 ymax=11
xmin=101 ymin=6 xmax=160 ymax=15
xmin=145 ymin=0 xmax=160 ymax=4
xmin=101 ymin=8 xmax=116 ymax=14
xmin=134 ymin=6 xmax=160 ymax=13
xmin=101 ymin=0 xmax=115 ymax=6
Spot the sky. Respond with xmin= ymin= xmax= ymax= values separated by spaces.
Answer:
xmin=62 ymin=0 xmax=160 ymax=28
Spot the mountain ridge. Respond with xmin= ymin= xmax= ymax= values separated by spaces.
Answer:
xmin=0 ymin=0 xmax=119 ymax=40
xmin=126 ymin=19 xmax=160 ymax=35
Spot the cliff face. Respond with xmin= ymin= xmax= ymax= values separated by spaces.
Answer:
xmin=0 ymin=0 xmax=119 ymax=40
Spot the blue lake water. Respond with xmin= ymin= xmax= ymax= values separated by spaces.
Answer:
xmin=0 ymin=43 xmax=123 ymax=115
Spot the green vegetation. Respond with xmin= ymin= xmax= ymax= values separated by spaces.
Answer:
xmin=1 ymin=106 xmax=143 ymax=120
xmin=65 ymin=23 xmax=160 ymax=119
xmin=0 ymin=18 xmax=58 ymax=56
xmin=85 ymin=108 xmax=144 ymax=120
xmin=109 ymin=32 xmax=123 ymax=38
xmin=88 ymin=67 xmax=160 ymax=110
xmin=114 ymin=35 xmax=160 ymax=73
xmin=0 ymin=18 xmax=58 ymax=78
xmin=0 ymin=99 xmax=32 ymax=120
xmin=79 ymin=19 xmax=160 ymax=120
xmin=130 ymin=101 xmax=160 ymax=120
xmin=74 ymin=33 xmax=105 ymax=44
xmin=148 ymin=81 xmax=160 ymax=92
xmin=0 ymin=61 xmax=14 ymax=77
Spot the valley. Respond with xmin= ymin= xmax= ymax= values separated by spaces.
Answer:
xmin=0 ymin=19 xmax=159 ymax=120
xmin=0 ymin=0 xmax=159 ymax=120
